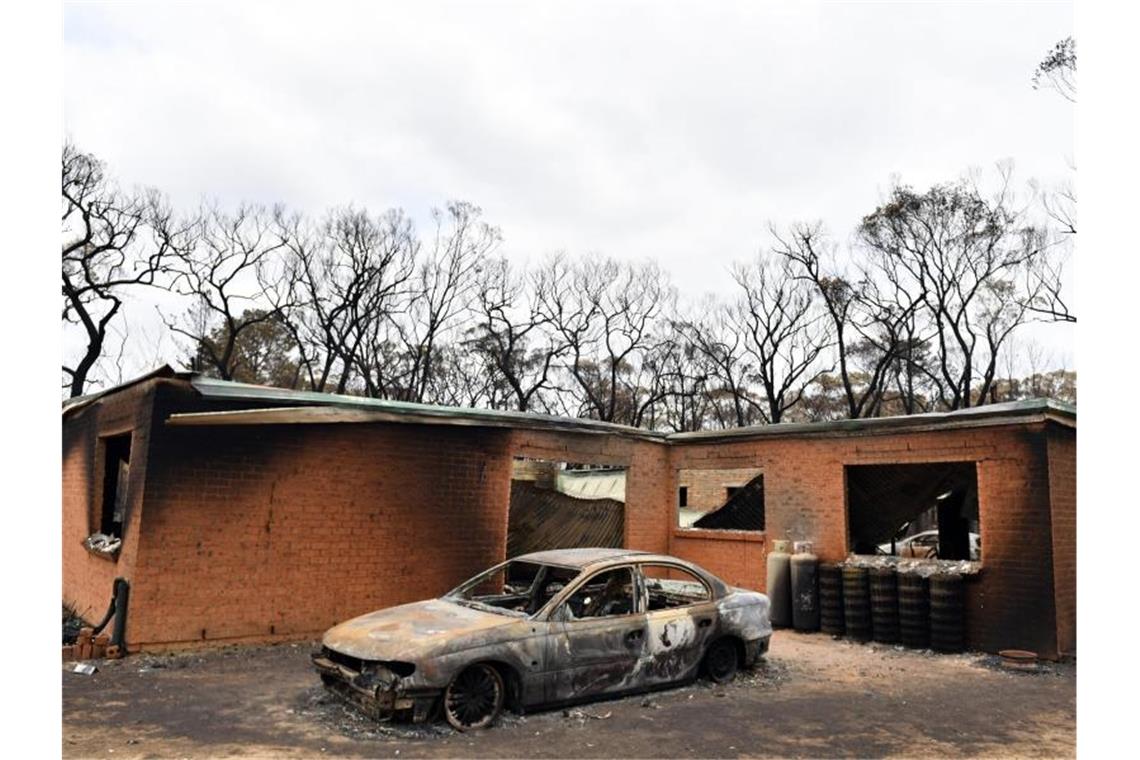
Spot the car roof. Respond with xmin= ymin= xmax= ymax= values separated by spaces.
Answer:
xmin=511 ymin=547 xmax=654 ymax=569
xmin=509 ymin=548 xmax=731 ymax=598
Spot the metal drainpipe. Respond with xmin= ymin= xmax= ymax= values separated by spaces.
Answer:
xmin=110 ymin=578 xmax=130 ymax=650
xmin=91 ymin=577 xmax=131 ymax=649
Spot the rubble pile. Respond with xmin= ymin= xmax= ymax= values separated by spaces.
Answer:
xmin=840 ymin=554 xmax=982 ymax=577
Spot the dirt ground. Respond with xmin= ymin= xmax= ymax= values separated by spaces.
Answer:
xmin=62 ymin=631 xmax=1075 ymax=758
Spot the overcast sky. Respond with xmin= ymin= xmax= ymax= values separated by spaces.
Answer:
xmin=63 ymin=0 xmax=1075 ymax=376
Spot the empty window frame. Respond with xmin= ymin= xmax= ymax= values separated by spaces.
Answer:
xmin=676 ymin=468 xmax=765 ymax=530
xmin=99 ymin=433 xmax=132 ymax=537
xmin=845 ymin=462 xmax=980 ymax=561
xmin=675 ymin=471 xmax=764 ymax=531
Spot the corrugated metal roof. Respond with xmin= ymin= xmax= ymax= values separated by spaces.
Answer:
xmin=169 ymin=389 xmax=1075 ymax=441
xmin=67 ymin=367 xmax=1075 ymax=440
xmin=181 ymin=375 xmax=665 ymax=440
xmin=61 ymin=365 xmax=184 ymax=417
xmin=666 ymin=398 xmax=1075 ymax=443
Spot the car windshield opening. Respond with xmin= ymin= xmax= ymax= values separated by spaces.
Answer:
xmin=446 ymin=560 xmax=580 ymax=617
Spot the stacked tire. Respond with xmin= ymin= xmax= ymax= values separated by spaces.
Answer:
xmin=897 ymin=573 xmax=930 ymax=649
xmin=869 ymin=567 xmax=899 ymax=645
xmin=841 ymin=565 xmax=872 ymax=641
xmin=930 ymin=574 xmax=966 ymax=653
xmin=819 ymin=564 xmax=845 ymax=636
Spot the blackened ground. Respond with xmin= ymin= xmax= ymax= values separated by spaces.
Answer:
xmin=62 ymin=631 xmax=1074 ymax=758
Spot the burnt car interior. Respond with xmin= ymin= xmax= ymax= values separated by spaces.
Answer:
xmin=641 ymin=564 xmax=712 ymax=610
xmin=447 ymin=560 xmax=716 ymax=620
xmin=447 ymin=560 xmax=580 ymax=616
xmin=561 ymin=567 xmax=636 ymax=618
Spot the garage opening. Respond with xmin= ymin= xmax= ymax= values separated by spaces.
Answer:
xmin=845 ymin=462 xmax=980 ymax=561
xmin=507 ymin=458 xmax=626 ymax=556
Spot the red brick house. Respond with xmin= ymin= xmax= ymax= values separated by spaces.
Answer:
xmin=63 ymin=367 xmax=1075 ymax=658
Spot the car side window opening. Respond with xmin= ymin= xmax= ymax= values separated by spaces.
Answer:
xmin=640 ymin=564 xmax=711 ymax=611
xmin=560 ymin=567 xmax=637 ymax=620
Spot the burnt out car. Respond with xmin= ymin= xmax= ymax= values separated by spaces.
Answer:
xmin=312 ymin=548 xmax=772 ymax=730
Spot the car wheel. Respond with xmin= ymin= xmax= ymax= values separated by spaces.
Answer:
xmin=702 ymin=638 xmax=739 ymax=684
xmin=443 ymin=663 xmax=504 ymax=731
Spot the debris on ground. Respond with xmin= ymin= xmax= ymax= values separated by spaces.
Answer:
xmin=66 ymin=662 xmax=97 ymax=675
xmin=561 ymin=709 xmax=612 ymax=723
xmin=296 ymin=686 xmax=451 ymax=741
xmin=62 ymin=603 xmax=87 ymax=645
xmin=62 ymin=633 xmax=1076 ymax=758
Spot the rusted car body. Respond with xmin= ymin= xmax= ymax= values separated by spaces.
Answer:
xmin=313 ymin=548 xmax=772 ymax=729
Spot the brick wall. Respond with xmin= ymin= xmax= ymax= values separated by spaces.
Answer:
xmin=62 ymin=382 xmax=158 ymax=633
xmin=510 ymin=457 xmax=560 ymax=488
xmin=126 ymin=383 xmax=514 ymax=648
xmin=666 ymin=423 xmax=1069 ymax=658
xmin=1047 ymin=425 xmax=1076 ymax=656
xmin=62 ymin=378 xmax=1076 ymax=658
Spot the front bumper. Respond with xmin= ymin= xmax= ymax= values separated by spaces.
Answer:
xmin=743 ymin=635 xmax=771 ymax=668
xmin=311 ymin=653 xmax=439 ymax=723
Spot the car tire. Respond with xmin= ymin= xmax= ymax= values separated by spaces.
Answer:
xmin=443 ymin=663 xmax=504 ymax=731
xmin=702 ymin=638 xmax=739 ymax=684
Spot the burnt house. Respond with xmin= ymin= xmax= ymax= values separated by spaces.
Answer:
xmin=63 ymin=367 xmax=1075 ymax=658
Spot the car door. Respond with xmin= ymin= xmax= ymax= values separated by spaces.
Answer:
xmin=543 ymin=565 xmax=647 ymax=703
xmin=637 ymin=563 xmax=719 ymax=687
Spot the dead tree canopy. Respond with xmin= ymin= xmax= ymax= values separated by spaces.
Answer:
xmin=467 ymin=257 xmax=567 ymax=412
xmin=357 ymin=201 xmax=500 ymax=402
xmin=773 ymin=223 xmax=923 ymax=419
xmin=278 ymin=205 xmax=418 ymax=394
xmin=1033 ymin=36 xmax=1076 ymax=102
xmin=61 ymin=142 xmax=1075 ymax=426
xmin=858 ymin=172 xmax=1059 ymax=410
xmin=61 ymin=142 xmax=188 ymax=398
xmin=536 ymin=255 xmax=676 ymax=426
xmin=729 ymin=254 xmax=831 ymax=424
xmin=162 ymin=204 xmax=291 ymax=381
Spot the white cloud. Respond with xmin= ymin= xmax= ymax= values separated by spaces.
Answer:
xmin=63 ymin=0 xmax=1075 ymax=376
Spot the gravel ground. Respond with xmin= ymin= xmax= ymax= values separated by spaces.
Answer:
xmin=62 ymin=630 xmax=1075 ymax=758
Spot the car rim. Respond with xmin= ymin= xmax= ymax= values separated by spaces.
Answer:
xmin=444 ymin=664 xmax=503 ymax=730
xmin=707 ymin=641 xmax=737 ymax=682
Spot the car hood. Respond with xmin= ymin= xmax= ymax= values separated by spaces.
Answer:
xmin=321 ymin=598 xmax=518 ymax=662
